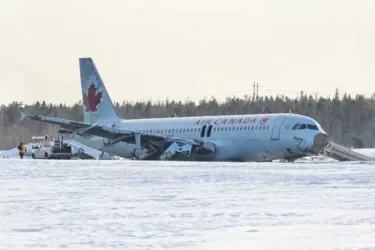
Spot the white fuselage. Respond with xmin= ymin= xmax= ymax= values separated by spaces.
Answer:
xmin=73 ymin=113 xmax=328 ymax=162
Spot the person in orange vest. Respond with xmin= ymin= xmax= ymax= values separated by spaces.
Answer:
xmin=17 ymin=143 xmax=27 ymax=159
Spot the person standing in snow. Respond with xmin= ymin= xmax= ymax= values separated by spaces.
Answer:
xmin=18 ymin=143 xmax=27 ymax=159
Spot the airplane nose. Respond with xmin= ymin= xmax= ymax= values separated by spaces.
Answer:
xmin=312 ymin=133 xmax=329 ymax=153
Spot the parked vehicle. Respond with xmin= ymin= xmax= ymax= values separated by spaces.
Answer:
xmin=31 ymin=135 xmax=73 ymax=159
xmin=49 ymin=138 xmax=73 ymax=159
xmin=31 ymin=136 xmax=54 ymax=159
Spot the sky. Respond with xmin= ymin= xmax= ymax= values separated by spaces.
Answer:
xmin=0 ymin=0 xmax=375 ymax=105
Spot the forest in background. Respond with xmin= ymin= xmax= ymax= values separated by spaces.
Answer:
xmin=1 ymin=89 xmax=374 ymax=150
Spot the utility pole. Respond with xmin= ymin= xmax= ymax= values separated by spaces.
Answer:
xmin=253 ymin=82 xmax=255 ymax=102
xmin=252 ymin=81 xmax=260 ymax=101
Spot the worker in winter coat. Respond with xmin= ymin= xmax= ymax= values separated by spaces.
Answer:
xmin=18 ymin=143 xmax=27 ymax=159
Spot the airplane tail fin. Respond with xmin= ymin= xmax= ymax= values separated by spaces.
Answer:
xmin=79 ymin=58 xmax=123 ymax=124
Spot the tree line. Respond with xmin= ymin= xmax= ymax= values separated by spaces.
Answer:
xmin=1 ymin=89 xmax=374 ymax=150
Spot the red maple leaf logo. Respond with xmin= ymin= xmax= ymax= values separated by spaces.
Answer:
xmin=260 ymin=116 xmax=270 ymax=125
xmin=83 ymin=83 xmax=103 ymax=112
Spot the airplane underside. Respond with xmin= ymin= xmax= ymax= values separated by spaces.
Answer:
xmin=128 ymin=140 xmax=217 ymax=161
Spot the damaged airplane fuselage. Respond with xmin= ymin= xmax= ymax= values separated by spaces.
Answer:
xmin=21 ymin=58 xmax=329 ymax=162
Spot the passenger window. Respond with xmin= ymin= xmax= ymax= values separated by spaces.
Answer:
xmin=299 ymin=124 xmax=307 ymax=129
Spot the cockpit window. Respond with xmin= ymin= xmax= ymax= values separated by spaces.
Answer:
xmin=299 ymin=124 xmax=306 ymax=129
xmin=307 ymin=124 xmax=318 ymax=130
xmin=292 ymin=124 xmax=300 ymax=130
xmin=293 ymin=123 xmax=319 ymax=130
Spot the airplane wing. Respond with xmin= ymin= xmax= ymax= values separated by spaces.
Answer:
xmin=20 ymin=111 xmax=91 ymax=131
xmin=21 ymin=111 xmax=205 ymax=148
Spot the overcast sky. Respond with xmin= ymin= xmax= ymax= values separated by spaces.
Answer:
xmin=0 ymin=0 xmax=374 ymax=105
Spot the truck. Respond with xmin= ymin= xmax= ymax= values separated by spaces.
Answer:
xmin=31 ymin=135 xmax=73 ymax=159
xmin=49 ymin=136 xmax=73 ymax=159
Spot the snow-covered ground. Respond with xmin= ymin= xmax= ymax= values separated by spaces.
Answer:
xmin=1 ymin=160 xmax=375 ymax=249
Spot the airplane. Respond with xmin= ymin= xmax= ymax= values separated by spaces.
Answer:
xmin=20 ymin=57 xmax=329 ymax=162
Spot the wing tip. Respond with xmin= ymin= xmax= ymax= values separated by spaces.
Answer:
xmin=19 ymin=110 xmax=26 ymax=122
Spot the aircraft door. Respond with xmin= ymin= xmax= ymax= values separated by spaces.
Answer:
xmin=200 ymin=125 xmax=207 ymax=138
xmin=271 ymin=117 xmax=286 ymax=140
xmin=206 ymin=125 xmax=213 ymax=137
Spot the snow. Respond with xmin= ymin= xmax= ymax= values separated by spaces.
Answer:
xmin=1 ymin=160 xmax=375 ymax=249
xmin=353 ymin=148 xmax=375 ymax=158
